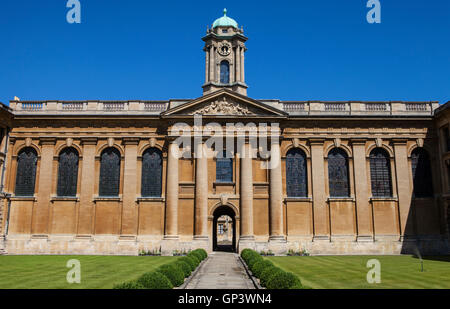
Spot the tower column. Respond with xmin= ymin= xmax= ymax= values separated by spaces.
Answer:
xmin=194 ymin=142 xmax=208 ymax=243
xmin=241 ymin=46 xmax=245 ymax=83
xmin=209 ymin=45 xmax=215 ymax=83
xmin=236 ymin=46 xmax=241 ymax=83
xmin=239 ymin=142 xmax=255 ymax=251
xmin=205 ymin=47 xmax=209 ymax=83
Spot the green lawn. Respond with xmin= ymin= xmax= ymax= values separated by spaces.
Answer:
xmin=266 ymin=255 xmax=450 ymax=289
xmin=0 ymin=255 xmax=176 ymax=289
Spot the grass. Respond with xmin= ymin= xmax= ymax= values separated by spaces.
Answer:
xmin=266 ymin=255 xmax=450 ymax=289
xmin=0 ymin=255 xmax=176 ymax=289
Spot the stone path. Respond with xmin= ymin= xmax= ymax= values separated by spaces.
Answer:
xmin=185 ymin=251 xmax=255 ymax=289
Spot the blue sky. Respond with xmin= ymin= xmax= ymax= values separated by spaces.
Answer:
xmin=0 ymin=0 xmax=449 ymax=105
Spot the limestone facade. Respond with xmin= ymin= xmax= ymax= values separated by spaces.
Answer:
xmin=0 ymin=13 xmax=449 ymax=256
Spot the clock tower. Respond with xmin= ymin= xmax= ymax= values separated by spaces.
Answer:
xmin=202 ymin=9 xmax=248 ymax=96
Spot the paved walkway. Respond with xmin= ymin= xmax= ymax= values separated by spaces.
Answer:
xmin=185 ymin=252 xmax=255 ymax=289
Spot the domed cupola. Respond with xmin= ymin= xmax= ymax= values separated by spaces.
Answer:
xmin=212 ymin=8 xmax=238 ymax=29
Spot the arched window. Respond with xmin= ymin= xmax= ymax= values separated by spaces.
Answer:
xmin=286 ymin=148 xmax=308 ymax=197
xmin=57 ymin=148 xmax=79 ymax=197
xmin=411 ymin=148 xmax=433 ymax=197
xmin=220 ymin=60 xmax=230 ymax=84
xmin=141 ymin=148 xmax=163 ymax=197
xmin=369 ymin=148 xmax=392 ymax=197
xmin=15 ymin=147 xmax=38 ymax=197
xmin=99 ymin=147 xmax=121 ymax=197
xmin=328 ymin=148 xmax=350 ymax=197
xmin=216 ymin=151 xmax=233 ymax=183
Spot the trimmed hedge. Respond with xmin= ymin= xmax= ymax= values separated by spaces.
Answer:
xmin=174 ymin=260 xmax=192 ymax=278
xmin=157 ymin=263 xmax=185 ymax=287
xmin=113 ymin=248 xmax=208 ymax=289
xmin=136 ymin=271 xmax=173 ymax=289
xmin=113 ymin=280 xmax=145 ymax=289
xmin=187 ymin=253 xmax=200 ymax=267
xmin=251 ymin=260 xmax=274 ymax=278
xmin=240 ymin=249 xmax=304 ymax=289
xmin=247 ymin=255 xmax=263 ymax=270
xmin=188 ymin=250 xmax=204 ymax=262
xmin=178 ymin=256 xmax=197 ymax=272
xmin=259 ymin=266 xmax=284 ymax=287
xmin=266 ymin=271 xmax=301 ymax=289
xmin=192 ymin=249 xmax=208 ymax=260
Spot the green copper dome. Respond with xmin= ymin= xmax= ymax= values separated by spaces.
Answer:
xmin=212 ymin=8 xmax=238 ymax=29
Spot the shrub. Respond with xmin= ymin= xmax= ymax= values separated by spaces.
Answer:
xmin=113 ymin=280 xmax=145 ymax=289
xmin=178 ymin=256 xmax=197 ymax=271
xmin=259 ymin=266 xmax=284 ymax=287
xmin=193 ymin=248 xmax=207 ymax=260
xmin=266 ymin=271 xmax=302 ymax=289
xmin=188 ymin=250 xmax=203 ymax=262
xmin=174 ymin=260 xmax=191 ymax=278
xmin=240 ymin=249 xmax=253 ymax=262
xmin=247 ymin=255 xmax=263 ymax=270
xmin=157 ymin=263 xmax=185 ymax=287
xmin=251 ymin=260 xmax=274 ymax=277
xmin=187 ymin=252 xmax=200 ymax=266
xmin=136 ymin=271 xmax=173 ymax=289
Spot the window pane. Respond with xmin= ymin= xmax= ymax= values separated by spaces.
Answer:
xmin=328 ymin=148 xmax=350 ymax=197
xmin=216 ymin=151 xmax=233 ymax=182
xmin=411 ymin=148 xmax=433 ymax=197
xmin=286 ymin=148 xmax=308 ymax=197
xmin=57 ymin=148 xmax=79 ymax=197
xmin=141 ymin=148 xmax=163 ymax=197
xmin=99 ymin=148 xmax=121 ymax=196
xmin=15 ymin=147 xmax=37 ymax=197
xmin=370 ymin=148 xmax=392 ymax=197
xmin=220 ymin=61 xmax=229 ymax=84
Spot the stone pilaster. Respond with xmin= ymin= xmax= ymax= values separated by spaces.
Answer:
xmin=120 ymin=138 xmax=139 ymax=236
xmin=76 ymin=137 xmax=97 ymax=237
xmin=310 ymin=139 xmax=329 ymax=240
xmin=393 ymin=139 xmax=414 ymax=239
xmin=236 ymin=46 xmax=241 ymax=83
xmin=239 ymin=142 xmax=255 ymax=251
xmin=268 ymin=139 xmax=286 ymax=253
xmin=352 ymin=139 xmax=373 ymax=241
xmin=31 ymin=138 xmax=56 ymax=236
xmin=162 ymin=141 xmax=179 ymax=255
xmin=241 ymin=46 xmax=245 ymax=83
xmin=194 ymin=142 xmax=208 ymax=247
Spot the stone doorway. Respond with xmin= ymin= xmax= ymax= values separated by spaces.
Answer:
xmin=212 ymin=205 xmax=236 ymax=252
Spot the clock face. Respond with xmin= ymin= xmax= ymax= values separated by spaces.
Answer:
xmin=218 ymin=43 xmax=231 ymax=56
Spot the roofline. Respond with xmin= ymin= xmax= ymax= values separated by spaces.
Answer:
xmin=434 ymin=101 xmax=450 ymax=116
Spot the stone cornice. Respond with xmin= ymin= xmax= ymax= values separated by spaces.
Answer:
xmin=39 ymin=137 xmax=56 ymax=145
xmin=80 ymin=137 xmax=98 ymax=145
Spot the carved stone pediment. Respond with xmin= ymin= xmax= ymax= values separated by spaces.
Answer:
xmin=188 ymin=96 xmax=256 ymax=116
xmin=161 ymin=89 xmax=287 ymax=118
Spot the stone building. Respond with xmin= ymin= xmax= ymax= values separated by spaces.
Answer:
xmin=0 ymin=10 xmax=448 ymax=255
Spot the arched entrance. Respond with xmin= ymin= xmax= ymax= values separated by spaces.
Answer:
xmin=212 ymin=205 xmax=236 ymax=252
